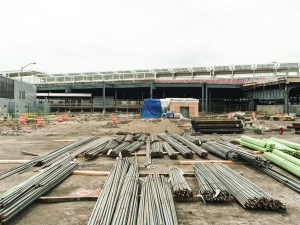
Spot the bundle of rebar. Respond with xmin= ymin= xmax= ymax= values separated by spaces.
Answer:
xmin=108 ymin=142 xmax=131 ymax=157
xmin=115 ymin=135 xmax=126 ymax=143
xmin=193 ymin=164 xmax=229 ymax=202
xmin=169 ymin=166 xmax=193 ymax=198
xmin=158 ymin=134 xmax=193 ymax=158
xmin=150 ymin=134 xmax=159 ymax=142
xmin=202 ymin=141 xmax=239 ymax=161
xmin=84 ymin=139 xmax=110 ymax=160
xmin=144 ymin=137 xmax=151 ymax=167
xmin=0 ymin=136 xmax=95 ymax=180
xmin=137 ymin=174 xmax=178 ymax=225
xmin=0 ymin=155 xmax=78 ymax=224
xmin=138 ymin=133 xmax=147 ymax=142
xmin=209 ymin=164 xmax=286 ymax=211
xmin=151 ymin=142 xmax=163 ymax=158
xmin=124 ymin=134 xmax=134 ymax=142
xmin=184 ymin=135 xmax=201 ymax=145
xmin=171 ymin=134 xmax=208 ymax=158
xmin=103 ymin=139 xmax=120 ymax=153
xmin=218 ymin=138 xmax=300 ymax=193
xmin=110 ymin=161 xmax=139 ymax=225
xmin=122 ymin=141 xmax=144 ymax=155
xmin=162 ymin=142 xmax=178 ymax=159
xmin=87 ymin=157 xmax=130 ymax=225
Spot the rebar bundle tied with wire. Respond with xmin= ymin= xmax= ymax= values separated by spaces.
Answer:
xmin=183 ymin=135 xmax=201 ymax=145
xmin=144 ymin=137 xmax=152 ymax=167
xmin=138 ymin=133 xmax=147 ymax=142
xmin=193 ymin=164 xmax=229 ymax=202
xmin=122 ymin=141 xmax=144 ymax=155
xmin=108 ymin=142 xmax=131 ymax=157
xmin=151 ymin=142 xmax=163 ymax=158
xmin=171 ymin=134 xmax=208 ymax=158
xmin=169 ymin=166 xmax=193 ymax=198
xmin=137 ymin=174 xmax=178 ymax=225
xmin=87 ymin=157 xmax=131 ymax=225
xmin=158 ymin=134 xmax=193 ymax=158
xmin=124 ymin=134 xmax=134 ymax=142
xmin=0 ymin=136 xmax=95 ymax=180
xmin=162 ymin=142 xmax=178 ymax=159
xmin=209 ymin=164 xmax=286 ymax=211
xmin=110 ymin=162 xmax=139 ymax=225
xmin=84 ymin=139 xmax=111 ymax=160
xmin=150 ymin=134 xmax=159 ymax=142
xmin=202 ymin=141 xmax=239 ymax=161
xmin=0 ymin=155 xmax=78 ymax=224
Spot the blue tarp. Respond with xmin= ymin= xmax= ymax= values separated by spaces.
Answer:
xmin=141 ymin=99 xmax=162 ymax=118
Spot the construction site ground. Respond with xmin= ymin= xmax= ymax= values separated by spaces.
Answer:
xmin=0 ymin=114 xmax=299 ymax=225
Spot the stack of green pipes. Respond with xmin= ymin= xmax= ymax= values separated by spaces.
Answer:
xmin=237 ymin=136 xmax=300 ymax=178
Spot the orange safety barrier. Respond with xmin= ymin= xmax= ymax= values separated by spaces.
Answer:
xmin=111 ymin=114 xmax=118 ymax=126
xmin=36 ymin=117 xmax=43 ymax=124
xmin=19 ymin=113 xmax=26 ymax=123
xmin=64 ymin=113 xmax=69 ymax=121
xmin=57 ymin=114 xmax=63 ymax=122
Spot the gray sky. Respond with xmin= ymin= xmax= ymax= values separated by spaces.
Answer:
xmin=0 ymin=0 xmax=299 ymax=73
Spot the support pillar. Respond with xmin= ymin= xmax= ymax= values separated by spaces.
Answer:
xmin=201 ymin=84 xmax=205 ymax=112
xmin=150 ymin=83 xmax=154 ymax=99
xmin=284 ymin=85 xmax=289 ymax=114
xmin=102 ymin=83 xmax=106 ymax=113
xmin=205 ymin=84 xmax=208 ymax=112
xmin=208 ymin=89 xmax=212 ymax=112
xmin=114 ymin=89 xmax=117 ymax=112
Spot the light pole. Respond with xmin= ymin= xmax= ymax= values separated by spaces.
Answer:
xmin=272 ymin=61 xmax=278 ymax=77
xmin=20 ymin=62 xmax=36 ymax=99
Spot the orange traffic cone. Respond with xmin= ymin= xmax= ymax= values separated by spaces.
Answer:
xmin=57 ymin=114 xmax=63 ymax=122
xmin=19 ymin=113 xmax=26 ymax=123
xmin=64 ymin=113 xmax=69 ymax=121
xmin=36 ymin=116 xmax=43 ymax=124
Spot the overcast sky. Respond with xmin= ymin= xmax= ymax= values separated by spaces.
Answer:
xmin=0 ymin=0 xmax=299 ymax=73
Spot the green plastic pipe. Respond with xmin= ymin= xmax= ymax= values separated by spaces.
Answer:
xmin=240 ymin=135 xmax=268 ymax=148
xmin=270 ymin=137 xmax=300 ymax=150
xmin=237 ymin=139 xmax=267 ymax=152
xmin=263 ymin=152 xmax=300 ymax=178
xmin=272 ymin=149 xmax=300 ymax=167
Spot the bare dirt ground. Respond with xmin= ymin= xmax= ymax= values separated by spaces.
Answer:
xmin=0 ymin=113 xmax=300 ymax=225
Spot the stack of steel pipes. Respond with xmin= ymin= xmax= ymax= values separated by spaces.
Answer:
xmin=0 ymin=155 xmax=78 ymax=224
xmin=103 ymin=139 xmax=120 ymax=152
xmin=84 ymin=139 xmax=112 ymax=160
xmin=202 ymin=141 xmax=239 ymax=161
xmin=162 ymin=142 xmax=178 ymax=159
xmin=183 ymin=135 xmax=201 ymax=145
xmin=151 ymin=142 xmax=163 ymax=158
xmin=158 ymin=134 xmax=193 ymax=158
xmin=110 ymin=162 xmax=139 ymax=225
xmin=0 ymin=136 xmax=95 ymax=180
xmin=124 ymin=134 xmax=134 ymax=142
xmin=150 ymin=134 xmax=159 ymax=142
xmin=218 ymin=138 xmax=300 ymax=193
xmin=138 ymin=134 xmax=147 ymax=142
xmin=122 ymin=141 xmax=144 ymax=156
xmin=137 ymin=174 xmax=178 ymax=225
xmin=108 ymin=142 xmax=131 ymax=157
xmin=209 ymin=164 xmax=286 ymax=211
xmin=169 ymin=166 xmax=193 ymax=198
xmin=193 ymin=164 xmax=229 ymax=202
xmin=144 ymin=137 xmax=151 ymax=167
xmin=87 ymin=157 xmax=130 ymax=225
xmin=171 ymin=134 xmax=208 ymax=158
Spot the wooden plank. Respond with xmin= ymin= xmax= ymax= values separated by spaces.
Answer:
xmin=52 ymin=139 xmax=78 ymax=142
xmin=179 ymin=160 xmax=246 ymax=165
xmin=37 ymin=196 xmax=98 ymax=203
xmin=21 ymin=151 xmax=39 ymax=156
xmin=72 ymin=170 xmax=110 ymax=176
xmin=0 ymin=160 xmax=30 ymax=164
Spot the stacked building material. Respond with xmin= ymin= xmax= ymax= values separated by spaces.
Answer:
xmin=183 ymin=135 xmax=201 ymax=145
xmin=144 ymin=137 xmax=151 ymax=167
xmin=84 ymin=140 xmax=110 ymax=160
xmin=191 ymin=119 xmax=244 ymax=134
xmin=0 ymin=136 xmax=95 ymax=180
xmin=287 ymin=122 xmax=300 ymax=134
xmin=171 ymin=134 xmax=208 ymax=158
xmin=110 ymin=162 xmax=139 ymax=225
xmin=210 ymin=164 xmax=286 ymax=211
xmin=151 ymin=142 xmax=163 ymax=158
xmin=108 ymin=142 xmax=131 ymax=157
xmin=201 ymin=141 xmax=239 ymax=161
xmin=169 ymin=166 xmax=193 ymax=198
xmin=0 ymin=156 xmax=78 ymax=224
xmin=158 ymin=134 xmax=193 ymax=158
xmin=218 ymin=138 xmax=300 ymax=193
xmin=87 ymin=158 xmax=130 ymax=225
xmin=150 ymin=134 xmax=159 ymax=142
xmin=124 ymin=134 xmax=134 ymax=142
xmin=137 ymin=174 xmax=178 ymax=225
xmin=138 ymin=134 xmax=147 ymax=142
xmin=122 ymin=141 xmax=144 ymax=155
xmin=193 ymin=164 xmax=229 ymax=202
xmin=162 ymin=142 xmax=178 ymax=159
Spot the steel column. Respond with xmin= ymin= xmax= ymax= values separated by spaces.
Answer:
xmin=205 ymin=84 xmax=208 ymax=112
xmin=102 ymin=83 xmax=106 ymax=113
xmin=150 ymin=83 xmax=153 ymax=99
xmin=201 ymin=84 xmax=205 ymax=112
xmin=114 ymin=89 xmax=117 ymax=112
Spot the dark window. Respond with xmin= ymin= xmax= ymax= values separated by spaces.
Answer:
xmin=0 ymin=77 xmax=14 ymax=98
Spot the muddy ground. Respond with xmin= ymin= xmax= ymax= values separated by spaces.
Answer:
xmin=0 ymin=114 xmax=299 ymax=225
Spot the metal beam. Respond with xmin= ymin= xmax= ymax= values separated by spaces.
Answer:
xmin=201 ymin=84 xmax=205 ymax=112
xmin=102 ymin=83 xmax=106 ymax=113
